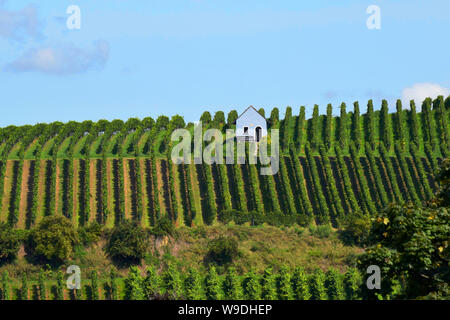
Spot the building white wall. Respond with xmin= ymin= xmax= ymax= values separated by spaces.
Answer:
xmin=236 ymin=107 xmax=267 ymax=140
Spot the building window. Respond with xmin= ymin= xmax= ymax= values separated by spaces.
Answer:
xmin=244 ymin=126 xmax=249 ymax=134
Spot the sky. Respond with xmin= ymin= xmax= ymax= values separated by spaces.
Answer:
xmin=0 ymin=0 xmax=449 ymax=127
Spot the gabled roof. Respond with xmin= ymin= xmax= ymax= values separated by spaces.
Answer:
xmin=237 ymin=106 xmax=266 ymax=121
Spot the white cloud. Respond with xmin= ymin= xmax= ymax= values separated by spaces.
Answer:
xmin=5 ymin=40 xmax=110 ymax=75
xmin=402 ymin=83 xmax=450 ymax=105
xmin=0 ymin=3 xmax=42 ymax=41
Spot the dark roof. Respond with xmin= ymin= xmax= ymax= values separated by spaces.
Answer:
xmin=237 ymin=106 xmax=267 ymax=121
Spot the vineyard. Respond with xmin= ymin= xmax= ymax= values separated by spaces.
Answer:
xmin=0 ymin=97 xmax=448 ymax=229
xmin=0 ymin=264 xmax=362 ymax=300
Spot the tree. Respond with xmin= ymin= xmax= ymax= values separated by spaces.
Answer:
xmin=292 ymin=267 xmax=311 ymax=300
xmin=243 ymin=270 xmax=261 ymax=300
xmin=29 ymin=215 xmax=78 ymax=263
xmin=0 ymin=222 xmax=21 ymax=262
xmin=358 ymin=160 xmax=450 ymax=299
xmin=223 ymin=267 xmax=243 ymax=299
xmin=106 ymin=220 xmax=149 ymax=264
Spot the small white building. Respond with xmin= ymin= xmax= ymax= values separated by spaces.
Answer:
xmin=235 ymin=106 xmax=267 ymax=142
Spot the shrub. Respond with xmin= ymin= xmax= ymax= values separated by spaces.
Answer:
xmin=277 ymin=265 xmax=294 ymax=300
xmin=242 ymin=270 xmax=261 ymax=300
xmin=184 ymin=267 xmax=203 ymax=300
xmin=29 ymin=215 xmax=78 ymax=263
xmin=223 ymin=267 xmax=243 ymax=299
xmin=344 ymin=268 xmax=362 ymax=300
xmin=78 ymin=222 xmax=103 ymax=246
xmin=151 ymin=215 xmax=175 ymax=237
xmin=309 ymin=268 xmax=327 ymax=300
xmin=310 ymin=224 xmax=333 ymax=239
xmin=218 ymin=209 xmax=239 ymax=224
xmin=106 ymin=220 xmax=149 ymax=264
xmin=110 ymin=269 xmax=119 ymax=300
xmin=1 ymin=271 xmax=9 ymax=300
xmin=358 ymin=201 xmax=450 ymax=299
xmin=205 ymin=265 xmax=222 ymax=300
xmin=292 ymin=267 xmax=310 ymax=300
xmin=206 ymin=236 xmax=239 ymax=266
xmin=261 ymin=267 xmax=277 ymax=300
xmin=162 ymin=263 xmax=183 ymax=299
xmin=339 ymin=212 xmax=372 ymax=246
xmin=0 ymin=222 xmax=22 ymax=262
xmin=90 ymin=271 xmax=99 ymax=300
xmin=143 ymin=266 xmax=160 ymax=299
xmin=124 ymin=266 xmax=145 ymax=300
xmin=325 ymin=269 xmax=344 ymax=300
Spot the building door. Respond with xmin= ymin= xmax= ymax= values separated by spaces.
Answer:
xmin=255 ymin=126 xmax=262 ymax=142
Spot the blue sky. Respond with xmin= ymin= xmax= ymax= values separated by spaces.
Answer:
xmin=1 ymin=0 xmax=449 ymax=126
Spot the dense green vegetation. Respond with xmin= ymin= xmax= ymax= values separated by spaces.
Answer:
xmin=0 ymin=97 xmax=448 ymax=300
xmin=0 ymin=97 xmax=447 ymax=230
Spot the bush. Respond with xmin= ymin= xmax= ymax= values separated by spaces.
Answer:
xmin=0 ymin=222 xmax=22 ymax=262
xmin=106 ymin=220 xmax=149 ymax=264
xmin=309 ymin=224 xmax=333 ymax=239
xmin=218 ymin=210 xmax=239 ymax=224
xmin=78 ymin=222 xmax=103 ymax=246
xmin=206 ymin=236 xmax=239 ymax=266
xmin=28 ymin=215 xmax=78 ymax=263
xmin=339 ymin=213 xmax=372 ymax=246
xmin=151 ymin=216 xmax=175 ymax=237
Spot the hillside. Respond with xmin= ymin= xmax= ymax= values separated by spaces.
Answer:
xmin=0 ymin=97 xmax=448 ymax=229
